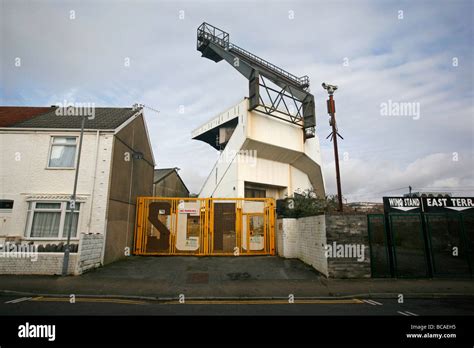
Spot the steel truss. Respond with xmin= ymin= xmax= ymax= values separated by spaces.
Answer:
xmin=197 ymin=22 xmax=316 ymax=140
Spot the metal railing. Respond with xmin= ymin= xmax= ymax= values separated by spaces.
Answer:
xmin=229 ymin=43 xmax=309 ymax=87
xmin=197 ymin=22 xmax=229 ymax=50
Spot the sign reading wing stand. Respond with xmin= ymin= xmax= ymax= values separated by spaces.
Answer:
xmin=383 ymin=196 xmax=474 ymax=214
xmin=383 ymin=197 xmax=422 ymax=213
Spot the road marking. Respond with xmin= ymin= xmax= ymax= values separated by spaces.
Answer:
xmin=397 ymin=310 xmax=418 ymax=316
xmin=26 ymin=297 xmax=364 ymax=306
xmin=362 ymin=299 xmax=383 ymax=306
xmin=5 ymin=297 xmax=32 ymax=304
xmin=31 ymin=297 xmax=147 ymax=305
xmin=164 ymin=299 xmax=364 ymax=305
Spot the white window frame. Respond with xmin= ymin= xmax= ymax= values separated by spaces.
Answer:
xmin=25 ymin=201 xmax=81 ymax=240
xmin=46 ymin=136 xmax=78 ymax=169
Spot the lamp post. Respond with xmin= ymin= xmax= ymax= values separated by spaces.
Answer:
xmin=62 ymin=114 xmax=86 ymax=276
xmin=322 ymin=82 xmax=344 ymax=212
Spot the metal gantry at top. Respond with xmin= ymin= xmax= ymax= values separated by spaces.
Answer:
xmin=197 ymin=22 xmax=316 ymax=140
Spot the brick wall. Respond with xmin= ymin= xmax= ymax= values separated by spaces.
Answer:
xmin=277 ymin=214 xmax=371 ymax=278
xmin=0 ymin=253 xmax=77 ymax=275
xmin=0 ymin=233 xmax=104 ymax=275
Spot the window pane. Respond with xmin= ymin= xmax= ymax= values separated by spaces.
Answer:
xmin=49 ymin=144 xmax=76 ymax=167
xmin=36 ymin=202 xmax=61 ymax=209
xmin=63 ymin=212 xmax=79 ymax=238
xmin=30 ymin=211 xmax=61 ymax=237
xmin=53 ymin=137 xmax=76 ymax=144
xmin=249 ymin=215 xmax=264 ymax=251
xmin=0 ymin=200 xmax=14 ymax=209
xmin=245 ymin=188 xmax=266 ymax=198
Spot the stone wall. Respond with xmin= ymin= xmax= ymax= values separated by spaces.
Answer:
xmin=0 ymin=252 xmax=77 ymax=275
xmin=325 ymin=214 xmax=371 ymax=278
xmin=277 ymin=214 xmax=371 ymax=278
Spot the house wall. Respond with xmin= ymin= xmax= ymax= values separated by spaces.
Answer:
xmin=104 ymin=115 xmax=154 ymax=264
xmin=0 ymin=130 xmax=113 ymax=243
xmin=154 ymin=173 xmax=189 ymax=197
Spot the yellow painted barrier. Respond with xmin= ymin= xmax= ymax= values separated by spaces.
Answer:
xmin=134 ymin=197 xmax=275 ymax=256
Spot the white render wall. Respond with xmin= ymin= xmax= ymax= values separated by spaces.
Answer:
xmin=0 ymin=130 xmax=114 ymax=242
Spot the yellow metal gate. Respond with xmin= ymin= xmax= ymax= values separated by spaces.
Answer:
xmin=134 ymin=197 xmax=276 ymax=256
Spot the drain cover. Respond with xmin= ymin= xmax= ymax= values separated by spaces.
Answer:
xmin=186 ymin=272 xmax=209 ymax=284
xmin=226 ymin=272 xmax=251 ymax=280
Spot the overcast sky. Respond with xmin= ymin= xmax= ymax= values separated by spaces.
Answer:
xmin=1 ymin=0 xmax=473 ymax=201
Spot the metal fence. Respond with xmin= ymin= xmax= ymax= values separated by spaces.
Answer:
xmin=368 ymin=212 xmax=473 ymax=278
xmin=134 ymin=197 xmax=275 ymax=256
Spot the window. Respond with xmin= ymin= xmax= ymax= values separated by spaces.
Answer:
xmin=0 ymin=200 xmax=14 ymax=210
xmin=245 ymin=188 xmax=266 ymax=198
xmin=48 ymin=137 xmax=77 ymax=168
xmin=26 ymin=202 xmax=81 ymax=239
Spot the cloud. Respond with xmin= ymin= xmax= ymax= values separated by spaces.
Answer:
xmin=1 ymin=0 xmax=472 ymax=199
xmin=324 ymin=152 xmax=474 ymax=201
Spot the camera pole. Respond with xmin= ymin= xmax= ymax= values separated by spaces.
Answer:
xmin=322 ymin=83 xmax=344 ymax=212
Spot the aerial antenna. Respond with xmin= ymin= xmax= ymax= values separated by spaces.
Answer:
xmin=133 ymin=103 xmax=160 ymax=114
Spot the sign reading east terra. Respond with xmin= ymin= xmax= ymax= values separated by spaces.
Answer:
xmin=383 ymin=197 xmax=474 ymax=213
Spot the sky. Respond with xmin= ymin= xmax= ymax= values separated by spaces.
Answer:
xmin=1 ymin=0 xmax=473 ymax=201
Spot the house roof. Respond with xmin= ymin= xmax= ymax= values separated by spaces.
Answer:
xmin=154 ymin=168 xmax=179 ymax=183
xmin=154 ymin=168 xmax=189 ymax=193
xmin=0 ymin=106 xmax=139 ymax=130
xmin=0 ymin=107 xmax=54 ymax=127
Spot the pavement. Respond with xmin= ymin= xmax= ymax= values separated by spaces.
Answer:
xmin=0 ymin=256 xmax=473 ymax=300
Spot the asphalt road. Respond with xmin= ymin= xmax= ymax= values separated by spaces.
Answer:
xmin=0 ymin=295 xmax=473 ymax=316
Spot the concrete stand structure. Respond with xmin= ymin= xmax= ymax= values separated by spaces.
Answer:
xmin=193 ymin=98 xmax=325 ymax=199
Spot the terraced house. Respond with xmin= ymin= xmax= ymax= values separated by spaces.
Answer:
xmin=0 ymin=106 xmax=155 ymax=273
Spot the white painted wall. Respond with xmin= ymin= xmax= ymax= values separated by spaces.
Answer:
xmin=197 ymin=98 xmax=324 ymax=199
xmin=199 ymin=99 xmax=248 ymax=198
xmin=0 ymin=130 xmax=113 ymax=243
xmin=247 ymin=110 xmax=304 ymax=154
xmin=276 ymin=216 xmax=328 ymax=276
xmin=290 ymin=166 xmax=313 ymax=194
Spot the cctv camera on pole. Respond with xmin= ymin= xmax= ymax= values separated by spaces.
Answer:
xmin=322 ymin=82 xmax=344 ymax=212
